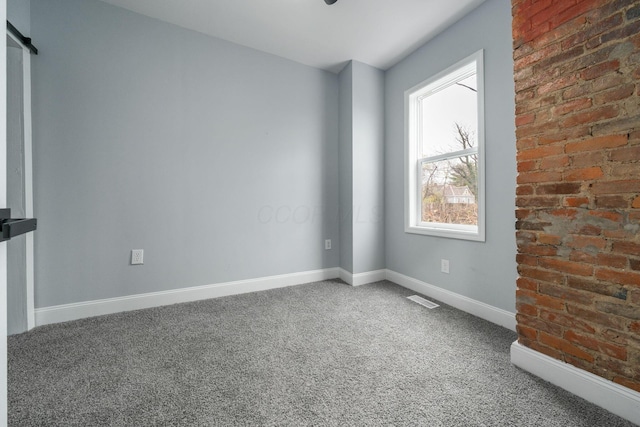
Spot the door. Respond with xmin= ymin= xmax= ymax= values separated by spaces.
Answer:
xmin=6 ymin=29 xmax=33 ymax=335
xmin=1 ymin=1 xmax=9 ymax=424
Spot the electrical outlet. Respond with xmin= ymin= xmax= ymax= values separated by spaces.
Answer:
xmin=131 ymin=249 xmax=144 ymax=265
xmin=325 ymin=239 xmax=332 ymax=250
xmin=441 ymin=259 xmax=449 ymax=274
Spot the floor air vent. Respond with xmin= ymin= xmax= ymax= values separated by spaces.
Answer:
xmin=407 ymin=295 xmax=439 ymax=309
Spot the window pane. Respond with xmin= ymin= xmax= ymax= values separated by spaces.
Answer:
xmin=420 ymin=73 xmax=477 ymax=158
xmin=420 ymin=155 xmax=478 ymax=226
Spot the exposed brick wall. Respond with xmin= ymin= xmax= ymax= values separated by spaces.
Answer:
xmin=512 ymin=0 xmax=640 ymax=392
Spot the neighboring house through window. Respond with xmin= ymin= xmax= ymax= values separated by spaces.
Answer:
xmin=405 ymin=50 xmax=485 ymax=241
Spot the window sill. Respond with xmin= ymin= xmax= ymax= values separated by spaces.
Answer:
xmin=405 ymin=224 xmax=485 ymax=242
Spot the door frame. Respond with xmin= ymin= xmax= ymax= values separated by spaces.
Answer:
xmin=1 ymin=0 xmax=9 ymax=423
xmin=6 ymin=28 xmax=34 ymax=331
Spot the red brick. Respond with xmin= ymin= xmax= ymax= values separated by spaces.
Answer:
xmin=541 ymin=332 xmax=595 ymax=363
xmin=517 ymin=324 xmax=539 ymax=341
xmin=517 ymin=185 xmax=535 ymax=195
xmin=514 ymin=42 xmax=562 ymax=71
xmin=593 ymin=83 xmax=636 ymax=104
xmin=516 ymin=113 xmax=536 ymax=126
xmin=567 ymin=235 xmax=607 ymax=250
xmin=518 ymin=171 xmax=564 ymax=184
xmin=567 ymin=304 xmax=625 ymax=330
xmin=590 ymin=180 xmax=640 ymax=194
xmin=563 ymin=83 xmax=593 ymax=100
xmin=539 ymin=126 xmax=591 ymax=144
xmin=538 ymin=74 xmax=580 ymax=96
xmin=516 ymin=121 xmax=560 ymax=139
xmin=552 ymin=0 xmax=605 ymax=32
xmin=570 ymin=250 xmax=597 ymax=264
xmin=567 ymin=275 xmax=627 ymax=300
xmin=540 ymin=155 xmax=570 ymax=169
xmin=564 ymin=197 xmax=589 ymax=207
xmin=518 ymin=160 xmax=537 ymax=173
xmin=595 ymin=268 xmax=640 ymax=287
xmin=577 ymin=224 xmax=601 ymax=236
xmin=517 ymin=277 xmax=539 ymax=291
xmin=603 ymin=229 xmax=635 ymax=239
xmin=565 ymin=134 xmax=628 ymax=153
xmin=592 ymin=73 xmax=627 ymax=93
xmin=595 ymin=195 xmax=630 ymax=208
xmin=536 ymin=46 xmax=585 ymax=74
xmin=519 ymin=266 xmax=564 ymax=285
xmin=612 ymin=241 xmax=640 ymax=256
xmin=517 ymin=313 xmax=564 ymax=336
xmin=560 ymin=105 xmax=619 ymax=128
xmin=552 ymin=97 xmax=593 ymax=116
xmin=538 ymin=234 xmax=562 ymax=245
xmin=550 ymin=208 xmax=578 ymax=218
xmin=537 ymin=183 xmax=581 ymax=195
xmin=632 ymin=196 xmax=640 ymax=209
xmin=521 ymin=245 xmax=560 ymax=257
xmin=540 ymin=309 xmax=596 ymax=334
xmin=595 ymin=300 xmax=640 ymax=320
xmin=592 ymin=116 xmax=638 ymax=137
xmin=564 ymin=167 xmax=604 ymax=181
xmin=609 ymin=146 xmax=640 ymax=162
xmin=539 ymin=258 xmax=593 ymax=276
xmin=570 ymin=151 xmax=605 ymax=168
xmin=518 ymin=145 xmax=564 ymax=161
xmin=588 ymin=210 xmax=623 ymax=223
xmin=564 ymin=330 xmax=627 ymax=361
xmin=539 ymin=282 xmax=594 ymax=305
xmin=516 ymin=196 xmax=561 ymax=207
xmin=517 ymin=253 xmax=539 ymax=266
xmin=517 ymin=302 xmax=538 ymax=316
xmin=596 ymin=253 xmax=627 ymax=269
xmin=515 ymin=208 xmax=534 ymax=220
xmin=581 ymin=60 xmax=621 ymax=80
xmin=608 ymin=163 xmax=640 ymax=179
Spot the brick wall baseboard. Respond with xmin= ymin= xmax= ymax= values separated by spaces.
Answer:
xmin=511 ymin=342 xmax=640 ymax=425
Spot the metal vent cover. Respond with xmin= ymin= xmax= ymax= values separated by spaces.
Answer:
xmin=407 ymin=295 xmax=440 ymax=309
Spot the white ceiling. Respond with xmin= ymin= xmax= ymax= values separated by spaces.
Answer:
xmin=98 ymin=0 xmax=487 ymax=73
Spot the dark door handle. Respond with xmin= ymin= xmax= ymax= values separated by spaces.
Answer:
xmin=0 ymin=208 xmax=37 ymax=242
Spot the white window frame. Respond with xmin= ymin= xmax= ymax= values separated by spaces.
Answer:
xmin=404 ymin=50 xmax=485 ymax=242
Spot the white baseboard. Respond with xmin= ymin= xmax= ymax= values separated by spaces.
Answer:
xmin=339 ymin=268 xmax=387 ymax=286
xmin=385 ymin=269 xmax=516 ymax=331
xmin=511 ymin=341 xmax=640 ymax=425
xmin=35 ymin=268 xmax=340 ymax=327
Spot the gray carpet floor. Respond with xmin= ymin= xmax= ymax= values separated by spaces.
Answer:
xmin=8 ymin=279 xmax=637 ymax=426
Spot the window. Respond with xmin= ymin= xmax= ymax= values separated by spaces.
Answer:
xmin=405 ymin=50 xmax=485 ymax=241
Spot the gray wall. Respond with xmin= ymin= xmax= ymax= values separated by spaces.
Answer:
xmin=338 ymin=63 xmax=353 ymax=273
xmin=384 ymin=0 xmax=517 ymax=312
xmin=338 ymin=61 xmax=385 ymax=275
xmin=31 ymin=0 xmax=339 ymax=308
xmin=8 ymin=0 xmax=30 ymax=35
xmin=351 ymin=61 xmax=384 ymax=274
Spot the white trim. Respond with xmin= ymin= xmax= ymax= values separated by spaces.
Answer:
xmin=339 ymin=268 xmax=387 ymax=287
xmin=385 ymin=269 xmax=516 ymax=331
xmin=511 ymin=341 xmax=640 ymax=425
xmin=35 ymin=268 xmax=340 ymax=326
xmin=404 ymin=49 xmax=485 ymax=242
